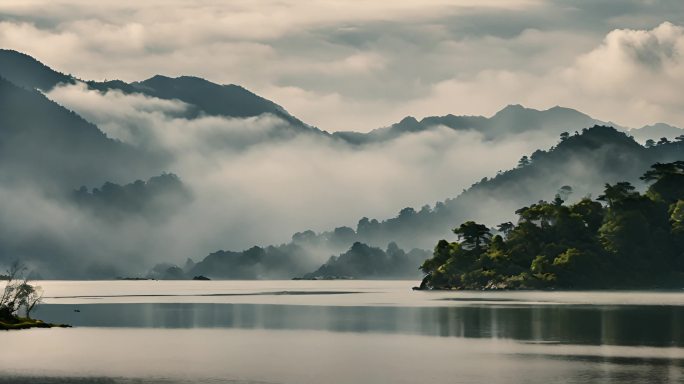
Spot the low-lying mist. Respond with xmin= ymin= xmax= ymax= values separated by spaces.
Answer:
xmin=1 ymin=83 xmax=572 ymax=277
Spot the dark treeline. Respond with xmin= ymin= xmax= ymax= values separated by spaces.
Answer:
xmin=148 ymin=241 xmax=426 ymax=280
xmin=419 ymin=162 xmax=684 ymax=290
xmin=302 ymin=242 xmax=428 ymax=279
xmin=72 ymin=173 xmax=192 ymax=222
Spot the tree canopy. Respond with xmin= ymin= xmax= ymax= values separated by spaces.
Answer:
xmin=419 ymin=162 xmax=684 ymax=290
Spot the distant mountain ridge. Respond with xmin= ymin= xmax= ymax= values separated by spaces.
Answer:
xmin=333 ymin=104 xmax=605 ymax=144
xmin=1 ymin=49 xmax=681 ymax=145
xmin=0 ymin=49 xmax=320 ymax=134
xmin=629 ymin=123 xmax=684 ymax=143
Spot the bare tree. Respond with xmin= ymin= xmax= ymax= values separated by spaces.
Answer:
xmin=22 ymin=284 xmax=43 ymax=319
xmin=0 ymin=261 xmax=42 ymax=319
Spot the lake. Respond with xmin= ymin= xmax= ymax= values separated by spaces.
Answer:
xmin=1 ymin=280 xmax=683 ymax=383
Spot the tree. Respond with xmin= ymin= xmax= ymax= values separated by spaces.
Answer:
xmin=497 ymin=222 xmax=514 ymax=237
xmin=645 ymin=139 xmax=656 ymax=148
xmin=17 ymin=283 xmax=42 ymax=319
xmin=557 ymin=185 xmax=573 ymax=201
xmin=657 ymin=137 xmax=670 ymax=145
xmin=597 ymin=182 xmax=638 ymax=207
xmin=419 ymin=163 xmax=684 ymax=290
xmin=453 ymin=221 xmax=492 ymax=250
xmin=517 ymin=156 xmax=530 ymax=167
xmin=640 ymin=161 xmax=684 ymax=182
xmin=676 ymin=135 xmax=684 ymax=142
xmin=0 ymin=261 xmax=42 ymax=320
xmin=640 ymin=162 xmax=684 ymax=203
xmin=560 ymin=132 xmax=570 ymax=141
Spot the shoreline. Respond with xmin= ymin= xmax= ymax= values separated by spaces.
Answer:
xmin=0 ymin=316 xmax=70 ymax=331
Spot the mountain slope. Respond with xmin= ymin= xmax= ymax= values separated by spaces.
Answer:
xmin=0 ymin=49 xmax=320 ymax=134
xmin=0 ymin=75 xmax=162 ymax=188
xmin=181 ymin=125 xmax=684 ymax=280
xmin=275 ymin=126 xmax=684 ymax=254
xmin=348 ymin=126 xmax=684 ymax=249
xmin=0 ymin=49 xmax=74 ymax=90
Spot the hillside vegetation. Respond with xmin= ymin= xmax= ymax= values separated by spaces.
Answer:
xmin=419 ymin=162 xmax=684 ymax=289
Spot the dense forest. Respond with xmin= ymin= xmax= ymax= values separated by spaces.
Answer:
xmin=302 ymin=242 xmax=428 ymax=279
xmin=419 ymin=161 xmax=684 ymax=290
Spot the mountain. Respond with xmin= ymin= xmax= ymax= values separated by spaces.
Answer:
xmin=419 ymin=161 xmax=684 ymax=290
xmin=333 ymin=105 xmax=604 ymax=144
xmin=345 ymin=126 xmax=684 ymax=249
xmin=0 ymin=49 xmax=74 ymax=90
xmin=180 ymin=125 xmax=684 ymax=280
xmin=131 ymin=76 xmax=304 ymax=123
xmin=0 ymin=75 xmax=162 ymax=189
xmin=2 ymin=49 xmax=682 ymax=279
xmin=629 ymin=123 xmax=684 ymax=143
xmin=281 ymin=126 xmax=684 ymax=253
xmin=0 ymin=49 xmax=320 ymax=135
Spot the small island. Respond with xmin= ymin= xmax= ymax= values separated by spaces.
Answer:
xmin=0 ymin=262 xmax=69 ymax=330
xmin=418 ymin=162 xmax=684 ymax=290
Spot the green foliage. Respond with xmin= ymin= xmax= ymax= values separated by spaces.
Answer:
xmin=420 ymin=162 xmax=684 ymax=290
xmin=672 ymin=200 xmax=684 ymax=234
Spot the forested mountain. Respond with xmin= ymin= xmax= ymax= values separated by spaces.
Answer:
xmin=0 ymin=75 xmax=161 ymax=189
xmin=418 ymin=161 xmax=684 ymax=290
xmin=0 ymin=49 xmax=74 ymax=90
xmin=180 ymin=126 xmax=684 ymax=280
xmin=0 ymin=49 xmax=318 ymax=134
xmin=278 ymin=126 xmax=684 ymax=253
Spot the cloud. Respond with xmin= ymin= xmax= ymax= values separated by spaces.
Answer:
xmin=28 ymin=83 xmax=558 ymax=276
xmin=4 ymin=0 xmax=682 ymax=131
xmin=566 ymin=22 xmax=684 ymax=100
xmin=1 ymin=1 xmax=683 ymax=276
xmin=399 ymin=22 xmax=684 ymax=128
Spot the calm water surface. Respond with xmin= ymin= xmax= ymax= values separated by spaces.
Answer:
xmin=1 ymin=280 xmax=683 ymax=383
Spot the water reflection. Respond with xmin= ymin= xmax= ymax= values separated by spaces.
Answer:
xmin=35 ymin=303 xmax=684 ymax=347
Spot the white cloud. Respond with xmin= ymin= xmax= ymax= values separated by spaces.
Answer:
xmin=40 ymin=83 xmax=554 ymax=271
xmin=398 ymin=22 xmax=684 ymax=128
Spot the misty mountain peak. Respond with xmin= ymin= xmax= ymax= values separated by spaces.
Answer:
xmin=494 ymin=104 xmax=527 ymax=116
xmin=391 ymin=116 xmax=423 ymax=133
xmin=0 ymin=49 xmax=74 ymax=90
xmin=629 ymin=122 xmax=684 ymax=142
xmin=132 ymin=74 xmax=303 ymax=123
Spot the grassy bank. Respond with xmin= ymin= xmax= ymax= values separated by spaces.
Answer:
xmin=0 ymin=315 xmax=69 ymax=330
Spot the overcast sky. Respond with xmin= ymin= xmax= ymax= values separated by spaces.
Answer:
xmin=1 ymin=0 xmax=683 ymax=131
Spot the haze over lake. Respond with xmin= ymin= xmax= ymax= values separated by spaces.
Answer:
xmin=0 ymin=281 xmax=682 ymax=383
xmin=1 ymin=1 xmax=684 ymax=383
